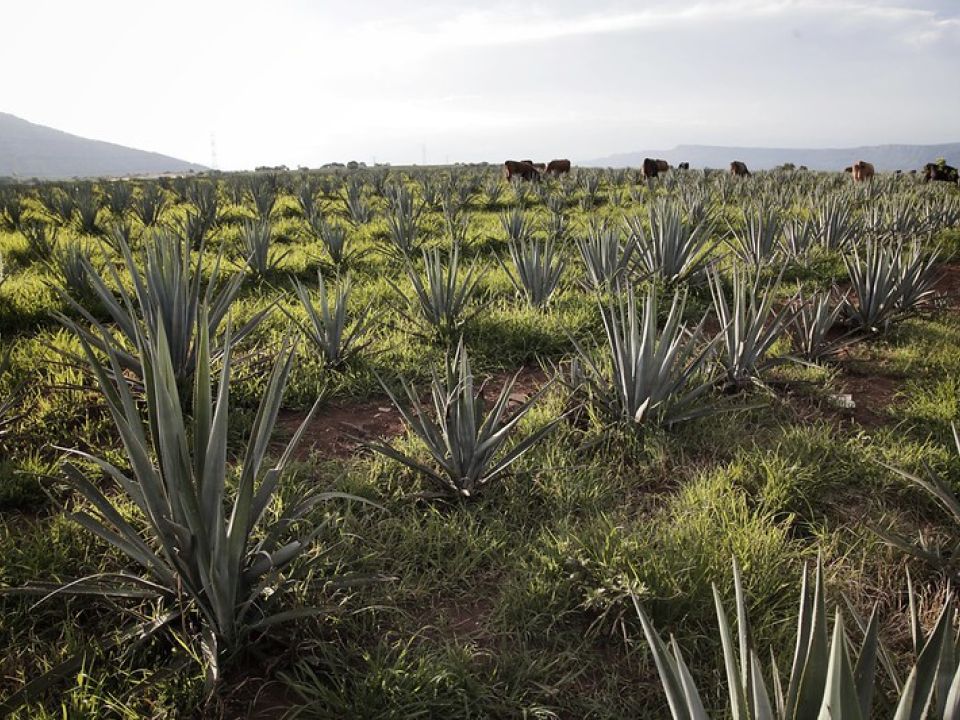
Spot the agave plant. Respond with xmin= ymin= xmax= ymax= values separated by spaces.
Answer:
xmin=1 ymin=315 xmax=364 ymax=703
xmin=727 ymin=204 xmax=783 ymax=269
xmin=635 ymin=557 xmax=960 ymax=720
xmin=484 ymin=178 xmax=504 ymax=208
xmin=238 ymin=219 xmax=289 ymax=277
xmin=49 ymin=186 xmax=78 ymax=225
xmin=500 ymin=207 xmax=533 ymax=243
xmin=367 ymin=340 xmax=559 ymax=498
xmin=296 ymin=176 xmax=321 ymax=219
xmin=569 ymin=285 xmax=719 ymax=427
xmin=20 ymin=219 xmax=59 ymax=260
xmin=58 ymin=229 xmax=264 ymax=391
xmin=73 ymin=183 xmax=102 ymax=235
xmin=289 ymin=273 xmax=372 ymax=369
xmin=50 ymin=240 xmax=98 ymax=304
xmin=384 ymin=185 xmax=423 ymax=257
xmin=788 ymin=288 xmax=858 ymax=363
xmin=626 ymin=198 xmax=714 ymax=285
xmin=0 ymin=189 xmax=25 ymax=231
xmin=188 ymin=180 xmax=221 ymax=229
xmin=843 ymin=240 xmax=940 ymax=333
xmin=104 ymin=181 xmax=134 ymax=218
xmin=343 ymin=178 xmax=373 ymax=225
xmin=896 ymin=241 xmax=942 ymax=313
xmin=443 ymin=202 xmax=471 ymax=246
xmin=498 ymin=237 xmax=565 ymax=309
xmin=811 ymin=195 xmax=860 ymax=251
xmin=709 ymin=268 xmax=799 ymax=390
xmin=576 ymin=220 xmax=637 ymax=293
xmin=390 ymin=244 xmax=487 ymax=339
xmin=781 ymin=216 xmax=816 ymax=259
xmin=132 ymin=183 xmax=168 ymax=227
xmin=306 ymin=214 xmax=350 ymax=267
xmin=247 ymin=173 xmax=278 ymax=219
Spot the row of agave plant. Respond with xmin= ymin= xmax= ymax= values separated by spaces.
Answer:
xmin=2 ymin=165 xmax=958 ymax=245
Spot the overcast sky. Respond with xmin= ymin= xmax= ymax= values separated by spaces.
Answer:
xmin=3 ymin=0 xmax=958 ymax=169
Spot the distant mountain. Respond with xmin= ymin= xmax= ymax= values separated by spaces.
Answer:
xmin=0 ymin=112 xmax=207 ymax=180
xmin=583 ymin=143 xmax=960 ymax=172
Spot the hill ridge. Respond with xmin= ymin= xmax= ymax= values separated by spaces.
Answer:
xmin=0 ymin=112 xmax=207 ymax=180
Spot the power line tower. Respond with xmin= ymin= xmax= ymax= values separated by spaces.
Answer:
xmin=209 ymin=132 xmax=219 ymax=170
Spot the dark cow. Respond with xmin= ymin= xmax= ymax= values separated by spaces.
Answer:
xmin=851 ymin=160 xmax=875 ymax=182
xmin=924 ymin=163 xmax=959 ymax=183
xmin=642 ymin=157 xmax=660 ymax=179
xmin=844 ymin=166 xmax=853 ymax=174
xmin=677 ymin=162 xmax=690 ymax=170
xmin=730 ymin=161 xmax=750 ymax=177
xmin=545 ymin=159 xmax=571 ymax=175
xmin=502 ymin=160 xmax=541 ymax=182
xmin=656 ymin=159 xmax=670 ymax=173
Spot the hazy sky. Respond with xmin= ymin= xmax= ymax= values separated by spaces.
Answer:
xmin=3 ymin=0 xmax=959 ymax=169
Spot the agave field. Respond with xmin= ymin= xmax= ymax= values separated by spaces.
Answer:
xmin=0 ymin=165 xmax=960 ymax=717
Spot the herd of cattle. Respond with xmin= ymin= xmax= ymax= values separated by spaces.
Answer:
xmin=502 ymin=157 xmax=960 ymax=183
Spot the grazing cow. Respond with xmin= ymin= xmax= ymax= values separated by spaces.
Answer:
xmin=678 ymin=162 xmax=690 ymax=170
xmin=642 ymin=157 xmax=660 ymax=179
xmin=730 ymin=161 xmax=750 ymax=177
xmin=655 ymin=159 xmax=670 ymax=173
xmin=532 ymin=162 xmax=547 ymax=172
xmin=844 ymin=166 xmax=853 ymax=174
xmin=545 ymin=159 xmax=571 ymax=175
xmin=924 ymin=163 xmax=959 ymax=183
xmin=502 ymin=160 xmax=541 ymax=182
xmin=851 ymin=160 xmax=875 ymax=182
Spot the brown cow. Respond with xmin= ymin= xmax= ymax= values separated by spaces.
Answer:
xmin=642 ymin=157 xmax=660 ymax=179
xmin=844 ymin=166 xmax=853 ymax=174
xmin=851 ymin=160 xmax=875 ymax=182
xmin=730 ymin=161 xmax=750 ymax=176
xmin=502 ymin=160 xmax=541 ymax=182
xmin=545 ymin=159 xmax=571 ymax=175
xmin=677 ymin=162 xmax=690 ymax=170
xmin=924 ymin=163 xmax=959 ymax=183
xmin=656 ymin=159 xmax=669 ymax=173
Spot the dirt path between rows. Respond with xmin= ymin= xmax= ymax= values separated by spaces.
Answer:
xmin=277 ymin=365 xmax=549 ymax=460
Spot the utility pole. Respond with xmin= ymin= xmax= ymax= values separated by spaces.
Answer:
xmin=209 ymin=132 xmax=218 ymax=170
